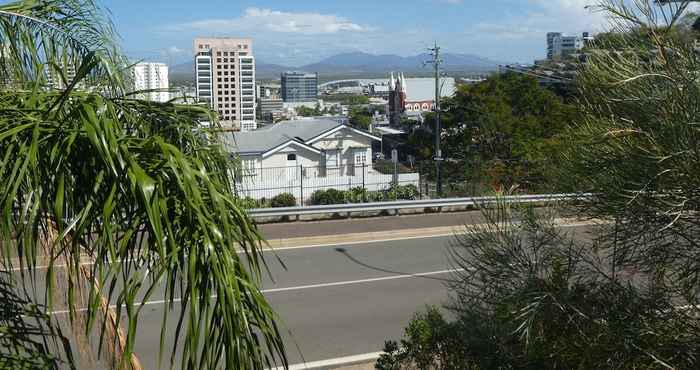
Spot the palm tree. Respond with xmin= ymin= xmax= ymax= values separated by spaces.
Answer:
xmin=0 ymin=1 xmax=286 ymax=369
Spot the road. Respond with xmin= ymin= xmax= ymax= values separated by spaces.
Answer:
xmin=121 ymin=234 xmax=457 ymax=370
xmin=9 ymin=211 xmax=593 ymax=369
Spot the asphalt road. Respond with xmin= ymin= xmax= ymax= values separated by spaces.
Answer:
xmin=11 ymin=211 xmax=594 ymax=370
xmin=127 ymin=234 xmax=457 ymax=370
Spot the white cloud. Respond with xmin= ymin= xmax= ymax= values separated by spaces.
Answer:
xmin=469 ymin=0 xmax=606 ymax=40
xmin=168 ymin=7 xmax=371 ymax=35
xmin=166 ymin=46 xmax=184 ymax=54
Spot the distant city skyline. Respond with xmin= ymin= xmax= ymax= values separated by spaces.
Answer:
xmin=102 ymin=1 xmax=610 ymax=66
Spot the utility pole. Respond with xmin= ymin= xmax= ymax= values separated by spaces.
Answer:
xmin=426 ymin=42 xmax=443 ymax=196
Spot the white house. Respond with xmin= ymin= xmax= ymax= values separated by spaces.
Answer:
xmin=222 ymin=119 xmax=419 ymax=201
xmin=225 ymin=118 xmax=378 ymax=175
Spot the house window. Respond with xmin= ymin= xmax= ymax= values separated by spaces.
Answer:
xmin=287 ymin=154 xmax=297 ymax=161
xmin=242 ymin=158 xmax=257 ymax=176
xmin=354 ymin=149 xmax=367 ymax=166
xmin=325 ymin=150 xmax=339 ymax=168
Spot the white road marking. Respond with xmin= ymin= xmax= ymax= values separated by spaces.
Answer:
xmin=4 ymin=220 xmax=596 ymax=272
xmin=269 ymin=232 xmax=457 ymax=252
xmin=46 ymin=269 xmax=463 ymax=316
xmin=261 ymin=269 xmax=464 ymax=294
xmin=271 ymin=352 xmax=383 ymax=370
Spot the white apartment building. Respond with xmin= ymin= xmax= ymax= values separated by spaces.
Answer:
xmin=194 ymin=37 xmax=257 ymax=131
xmin=547 ymin=32 xmax=589 ymax=60
xmin=132 ymin=62 xmax=169 ymax=102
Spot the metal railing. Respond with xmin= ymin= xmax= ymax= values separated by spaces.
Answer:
xmin=248 ymin=193 xmax=590 ymax=219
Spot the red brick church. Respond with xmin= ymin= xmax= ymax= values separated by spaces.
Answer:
xmin=388 ymin=72 xmax=436 ymax=126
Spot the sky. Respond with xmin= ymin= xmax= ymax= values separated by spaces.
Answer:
xmin=100 ymin=0 xmax=609 ymax=67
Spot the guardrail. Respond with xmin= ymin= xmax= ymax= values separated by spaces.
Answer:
xmin=248 ymin=193 xmax=589 ymax=219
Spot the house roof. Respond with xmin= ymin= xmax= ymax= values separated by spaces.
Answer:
xmin=222 ymin=118 xmax=379 ymax=156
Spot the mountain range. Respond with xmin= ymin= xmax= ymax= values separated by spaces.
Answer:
xmin=171 ymin=52 xmax=500 ymax=80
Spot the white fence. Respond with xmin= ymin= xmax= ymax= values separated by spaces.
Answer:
xmin=234 ymin=164 xmax=420 ymax=203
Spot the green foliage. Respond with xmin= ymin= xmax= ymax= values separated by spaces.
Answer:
xmin=349 ymin=106 xmax=373 ymax=130
xmin=295 ymin=105 xmax=319 ymax=117
xmin=411 ymin=72 xmax=573 ymax=192
xmin=309 ymin=185 xmax=419 ymax=205
xmin=309 ymin=188 xmax=347 ymax=205
xmin=376 ymin=307 xmax=476 ymax=370
xmin=384 ymin=2 xmax=700 ymax=369
xmin=383 ymin=184 xmax=419 ymax=201
xmin=270 ymin=193 xmax=297 ymax=208
xmin=380 ymin=197 xmax=700 ymax=369
xmin=342 ymin=95 xmax=370 ymax=106
xmin=238 ymin=196 xmax=267 ymax=209
xmin=0 ymin=1 xmax=286 ymax=369
xmin=347 ymin=186 xmax=368 ymax=203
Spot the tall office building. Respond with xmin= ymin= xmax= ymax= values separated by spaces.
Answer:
xmin=132 ymin=62 xmax=169 ymax=102
xmin=281 ymin=72 xmax=318 ymax=102
xmin=194 ymin=37 xmax=257 ymax=131
xmin=546 ymin=32 xmax=562 ymax=60
xmin=547 ymin=32 xmax=588 ymax=60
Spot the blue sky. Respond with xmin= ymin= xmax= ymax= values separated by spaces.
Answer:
xmin=100 ymin=0 xmax=606 ymax=66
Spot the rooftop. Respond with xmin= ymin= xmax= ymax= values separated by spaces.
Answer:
xmin=222 ymin=119 xmax=344 ymax=154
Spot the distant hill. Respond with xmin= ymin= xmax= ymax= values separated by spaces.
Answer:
xmin=169 ymin=52 xmax=501 ymax=82
xmin=302 ymin=52 xmax=499 ymax=75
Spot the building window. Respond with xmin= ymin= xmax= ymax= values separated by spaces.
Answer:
xmin=217 ymin=71 xmax=222 ymax=76
xmin=223 ymin=51 xmax=229 ymax=56
xmin=217 ymin=51 xmax=221 ymax=56
xmin=354 ymin=149 xmax=367 ymax=166
xmin=325 ymin=150 xmax=339 ymax=168
xmin=242 ymin=158 xmax=257 ymax=176
xmin=287 ymin=154 xmax=297 ymax=161
xmin=217 ymin=58 xmax=221 ymax=63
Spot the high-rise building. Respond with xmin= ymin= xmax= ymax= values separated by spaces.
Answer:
xmin=546 ymin=32 xmax=562 ymax=60
xmin=281 ymin=72 xmax=318 ymax=103
xmin=132 ymin=62 xmax=169 ymax=102
xmin=194 ymin=37 xmax=256 ymax=131
xmin=547 ymin=32 xmax=588 ymax=60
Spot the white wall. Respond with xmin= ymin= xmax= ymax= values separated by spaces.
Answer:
xmin=311 ymin=128 xmax=373 ymax=168
xmin=133 ymin=62 xmax=169 ymax=102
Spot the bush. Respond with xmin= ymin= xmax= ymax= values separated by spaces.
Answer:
xmin=309 ymin=189 xmax=347 ymax=205
xmin=237 ymin=196 xmax=270 ymax=209
xmin=270 ymin=193 xmax=296 ymax=208
xmin=347 ymin=187 xmax=368 ymax=203
xmin=383 ymin=184 xmax=420 ymax=201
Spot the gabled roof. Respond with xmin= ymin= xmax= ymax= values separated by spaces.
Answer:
xmin=222 ymin=118 xmax=379 ymax=157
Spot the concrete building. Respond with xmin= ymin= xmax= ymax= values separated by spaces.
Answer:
xmin=194 ymin=37 xmax=257 ymax=131
xmin=281 ymin=72 xmax=318 ymax=102
xmin=547 ymin=32 xmax=590 ymax=60
xmin=386 ymin=72 xmax=456 ymax=126
xmin=132 ymin=62 xmax=169 ymax=102
xmin=258 ymin=98 xmax=284 ymax=121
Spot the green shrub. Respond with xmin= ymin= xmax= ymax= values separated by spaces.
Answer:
xmin=237 ymin=196 xmax=270 ymax=209
xmin=309 ymin=188 xmax=347 ymax=205
xmin=270 ymin=193 xmax=296 ymax=208
xmin=347 ymin=187 xmax=368 ymax=203
xmin=383 ymin=184 xmax=420 ymax=201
